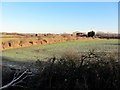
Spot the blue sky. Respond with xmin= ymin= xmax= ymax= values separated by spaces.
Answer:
xmin=2 ymin=2 xmax=118 ymax=34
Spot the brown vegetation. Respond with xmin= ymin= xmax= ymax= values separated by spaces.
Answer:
xmin=96 ymin=32 xmax=120 ymax=39
xmin=1 ymin=33 xmax=95 ymax=50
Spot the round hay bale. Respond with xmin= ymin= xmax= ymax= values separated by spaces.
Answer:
xmin=2 ymin=42 xmax=9 ymax=49
xmin=8 ymin=40 xmax=20 ymax=48
xmin=35 ymin=40 xmax=42 ymax=45
xmin=19 ymin=40 xmax=31 ymax=47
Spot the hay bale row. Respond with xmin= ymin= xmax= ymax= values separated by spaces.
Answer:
xmin=2 ymin=35 xmax=93 ymax=50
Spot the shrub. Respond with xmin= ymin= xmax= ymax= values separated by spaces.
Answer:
xmin=2 ymin=50 xmax=120 ymax=90
xmin=87 ymin=31 xmax=95 ymax=37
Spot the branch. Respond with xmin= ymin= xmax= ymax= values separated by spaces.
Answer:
xmin=0 ymin=69 xmax=33 ymax=90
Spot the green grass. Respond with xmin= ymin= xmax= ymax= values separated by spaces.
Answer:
xmin=2 ymin=39 xmax=119 ymax=62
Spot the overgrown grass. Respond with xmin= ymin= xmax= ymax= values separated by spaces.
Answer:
xmin=27 ymin=50 xmax=120 ymax=90
xmin=2 ymin=50 xmax=120 ymax=90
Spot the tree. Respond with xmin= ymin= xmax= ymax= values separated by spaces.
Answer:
xmin=87 ymin=31 xmax=95 ymax=37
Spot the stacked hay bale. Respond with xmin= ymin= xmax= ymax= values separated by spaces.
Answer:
xmin=9 ymin=40 xmax=19 ymax=48
xmin=19 ymin=40 xmax=32 ymax=47
xmin=2 ymin=33 xmax=92 ymax=50
xmin=2 ymin=42 xmax=9 ymax=49
xmin=61 ymin=34 xmax=77 ymax=41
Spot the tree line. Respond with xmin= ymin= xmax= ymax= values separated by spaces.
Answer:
xmin=86 ymin=31 xmax=119 ymax=39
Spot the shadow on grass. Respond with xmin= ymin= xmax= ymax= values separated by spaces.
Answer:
xmin=1 ymin=56 xmax=47 ymax=88
xmin=2 ymin=56 xmax=36 ymax=69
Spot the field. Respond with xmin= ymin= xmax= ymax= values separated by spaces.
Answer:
xmin=2 ymin=39 xmax=119 ymax=62
xmin=1 ymin=38 xmax=120 ymax=90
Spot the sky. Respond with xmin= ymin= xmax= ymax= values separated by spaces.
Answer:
xmin=1 ymin=2 xmax=118 ymax=34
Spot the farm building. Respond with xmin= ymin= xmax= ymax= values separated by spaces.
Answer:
xmin=73 ymin=31 xmax=87 ymax=37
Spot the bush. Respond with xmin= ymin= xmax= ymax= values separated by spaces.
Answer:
xmin=34 ymin=50 xmax=120 ymax=90
xmin=2 ymin=50 xmax=120 ymax=90
xmin=87 ymin=31 xmax=95 ymax=37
